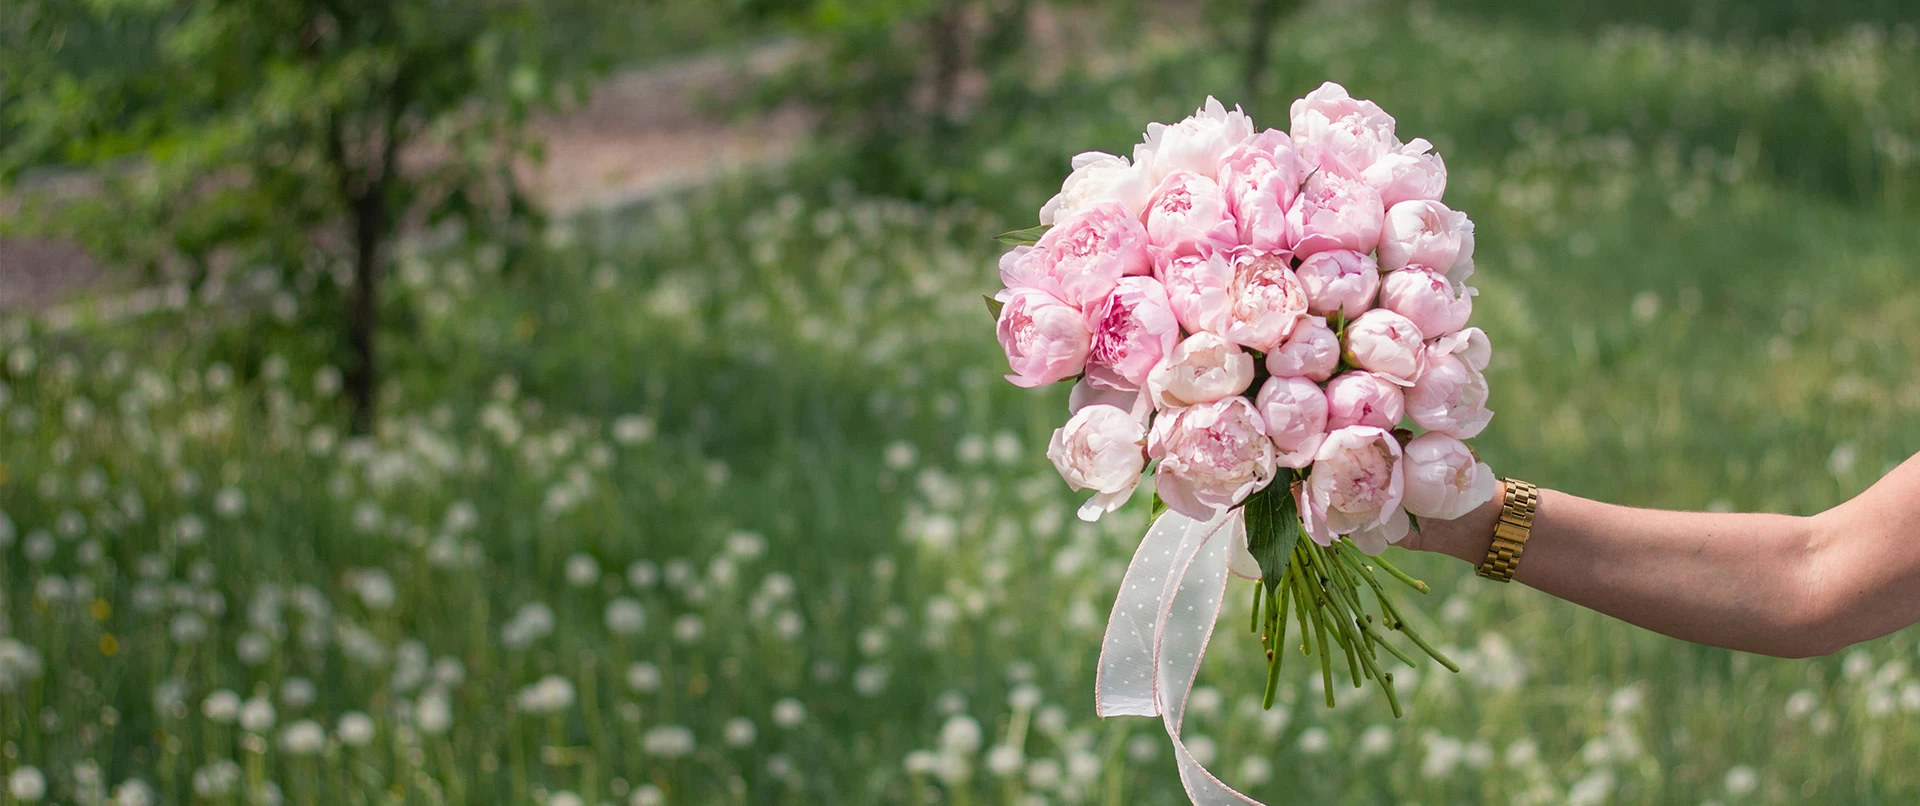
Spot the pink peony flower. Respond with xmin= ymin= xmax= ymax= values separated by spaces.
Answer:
xmin=1142 ymin=170 xmax=1238 ymax=258
xmin=1083 ymin=277 xmax=1180 ymax=392
xmin=1222 ymin=246 xmax=1308 ymax=352
xmin=1254 ymin=376 xmax=1329 ymax=468
xmin=1146 ymin=332 xmax=1254 ymax=410
xmin=1136 ymin=96 xmax=1255 ymax=184
xmin=1041 ymin=152 xmax=1153 ymax=224
xmin=1002 ymin=203 xmax=1152 ymax=309
xmin=1287 ymin=170 xmax=1384 ymax=259
xmin=1400 ymin=432 xmax=1497 ymax=521
xmin=1289 ymin=82 xmax=1398 ymax=178
xmin=1408 ymin=328 xmax=1493 ymax=438
xmin=1378 ymin=266 xmax=1473 ymax=337
xmin=1156 ymin=246 xmax=1233 ymax=336
xmin=1361 ymin=138 xmax=1447 ymax=208
xmin=1218 ymin=129 xmax=1308 ymax=252
xmin=1377 ymin=200 xmax=1467 ymax=273
xmin=1301 ymin=425 xmax=1409 ymax=554
xmin=1294 ymin=249 xmax=1381 ymax=319
xmin=1343 ymin=309 xmax=1425 ymax=386
xmin=1048 ymin=404 xmax=1150 ymax=522
xmin=1148 ymin=397 xmax=1276 ymax=521
xmin=1324 ymin=371 xmax=1405 ymax=431
xmin=997 ymin=287 xmax=1092 ymax=388
xmin=1264 ymin=315 xmax=1341 ymax=382
xmin=1450 ymin=214 xmax=1477 ymax=288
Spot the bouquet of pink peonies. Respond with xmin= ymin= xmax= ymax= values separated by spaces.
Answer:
xmin=988 ymin=84 xmax=1496 ymax=802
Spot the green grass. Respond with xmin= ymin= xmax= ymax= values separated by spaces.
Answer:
xmin=4 ymin=3 xmax=1920 ymax=804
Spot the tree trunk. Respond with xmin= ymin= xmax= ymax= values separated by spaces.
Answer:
xmin=1243 ymin=0 xmax=1282 ymax=95
xmin=928 ymin=0 xmax=965 ymax=121
xmin=346 ymin=192 xmax=383 ymax=435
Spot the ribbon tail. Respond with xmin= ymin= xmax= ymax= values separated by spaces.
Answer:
xmin=1154 ymin=519 xmax=1264 ymax=805
xmin=1095 ymin=508 xmax=1206 ymax=717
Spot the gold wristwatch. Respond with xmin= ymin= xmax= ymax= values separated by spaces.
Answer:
xmin=1476 ymin=478 xmax=1539 ymax=582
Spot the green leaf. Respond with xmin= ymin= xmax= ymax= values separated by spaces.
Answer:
xmin=993 ymin=224 xmax=1052 ymax=246
xmin=1150 ymin=491 xmax=1168 ymax=522
xmin=1242 ymin=482 xmax=1301 ymax=596
xmin=984 ymin=294 xmax=1004 ymax=320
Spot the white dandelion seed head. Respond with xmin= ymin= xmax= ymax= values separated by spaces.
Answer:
xmin=6 ymin=767 xmax=46 ymax=801
xmin=416 ymin=689 xmax=454 ymax=735
xmin=771 ymin=698 xmax=806 ymax=728
xmin=202 ymin=690 xmax=241 ymax=723
xmin=1725 ymin=765 xmax=1759 ymax=796
xmin=939 ymin=715 xmax=983 ymax=755
xmin=239 ymin=696 xmax=276 ymax=733
xmin=564 ymin=554 xmax=600 ymax=587
xmin=337 ymin=712 xmax=376 ymax=747
xmin=724 ymin=717 xmax=757 ymax=747
xmin=626 ymin=662 xmax=662 ymax=694
xmin=516 ymin=675 xmax=577 ymax=715
xmin=279 ymin=677 xmax=316 ymax=710
xmin=1298 ymin=727 xmax=1330 ymax=755
xmin=605 ymin=598 xmax=646 ymax=635
xmin=642 ymin=725 xmax=696 ymax=758
xmin=986 ymin=744 xmax=1025 ymax=777
xmin=112 ymin=779 xmax=157 ymax=806
xmin=277 ymin=719 xmax=327 ymax=755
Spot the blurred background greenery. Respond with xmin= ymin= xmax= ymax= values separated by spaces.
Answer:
xmin=2 ymin=1 xmax=1918 ymax=804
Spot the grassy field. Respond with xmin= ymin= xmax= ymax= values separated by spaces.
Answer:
xmin=5 ymin=4 xmax=1920 ymax=804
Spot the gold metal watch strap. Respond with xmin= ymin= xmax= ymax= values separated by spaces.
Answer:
xmin=1477 ymin=478 xmax=1540 ymax=582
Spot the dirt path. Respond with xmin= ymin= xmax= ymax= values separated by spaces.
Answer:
xmin=0 ymin=41 xmax=808 ymax=316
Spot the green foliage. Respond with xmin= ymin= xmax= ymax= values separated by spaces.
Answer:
xmin=4 ymin=1 xmax=1920 ymax=803
xmin=992 ymin=223 xmax=1050 ymax=245
xmin=0 ymin=0 xmax=599 ymax=429
xmin=1241 ymin=479 xmax=1301 ymax=596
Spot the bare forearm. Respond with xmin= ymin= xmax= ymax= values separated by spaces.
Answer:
xmin=1412 ymin=485 xmax=1827 ymax=657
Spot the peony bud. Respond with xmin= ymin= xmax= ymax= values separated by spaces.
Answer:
xmin=1264 ymin=315 xmax=1340 ymax=382
xmin=1343 ymin=309 xmax=1425 ymax=386
xmin=1407 ymin=329 xmax=1493 ymax=439
xmin=1324 ymin=371 xmax=1405 ymax=431
xmin=1254 ymin=376 xmax=1329 ymax=468
xmin=1142 ymin=170 xmax=1238 ymax=258
xmin=1146 ymin=332 xmax=1254 ymax=410
xmin=1377 ymin=200 xmax=1466 ymax=273
xmin=1048 ymin=404 xmax=1149 ymax=522
xmin=1361 ymin=138 xmax=1447 ymax=208
xmin=1378 ymin=266 xmax=1472 ymax=338
xmin=1294 ymin=250 xmax=1381 ymax=319
xmin=1287 ymin=171 xmax=1384 ymax=260
xmin=1400 ymin=432 xmax=1496 ymax=520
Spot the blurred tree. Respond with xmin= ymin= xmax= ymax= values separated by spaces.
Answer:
xmin=1236 ymin=0 xmax=1306 ymax=95
xmin=744 ymin=0 xmax=1058 ymax=201
xmin=1 ymin=0 xmax=596 ymax=432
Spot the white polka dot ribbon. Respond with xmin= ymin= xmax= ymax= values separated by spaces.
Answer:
xmin=1095 ymin=509 xmax=1263 ymax=805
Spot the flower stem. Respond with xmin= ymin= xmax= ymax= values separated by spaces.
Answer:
xmin=1357 ymin=544 xmax=1430 ymax=593
xmin=1261 ymin=584 xmax=1288 ymax=710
